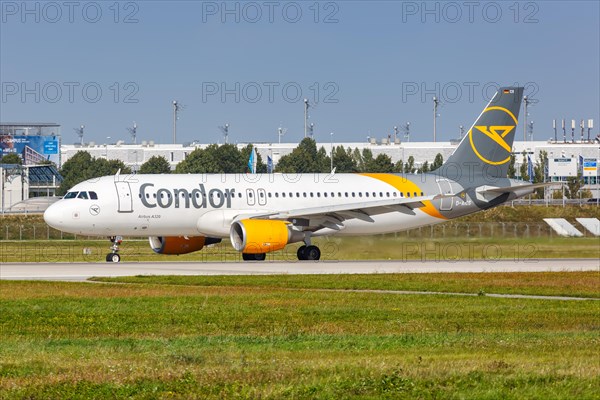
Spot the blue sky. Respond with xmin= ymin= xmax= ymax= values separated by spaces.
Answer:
xmin=1 ymin=1 xmax=598 ymax=145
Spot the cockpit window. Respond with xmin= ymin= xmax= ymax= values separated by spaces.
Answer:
xmin=64 ymin=192 xmax=78 ymax=199
xmin=77 ymin=192 xmax=89 ymax=199
xmin=89 ymin=191 xmax=98 ymax=200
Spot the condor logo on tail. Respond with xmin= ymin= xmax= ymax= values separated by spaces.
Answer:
xmin=469 ymin=106 xmax=517 ymax=165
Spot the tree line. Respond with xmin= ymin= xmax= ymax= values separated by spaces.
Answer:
xmin=57 ymin=139 xmax=446 ymax=194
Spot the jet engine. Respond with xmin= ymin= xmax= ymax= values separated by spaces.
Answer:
xmin=230 ymin=219 xmax=300 ymax=254
xmin=149 ymin=236 xmax=221 ymax=255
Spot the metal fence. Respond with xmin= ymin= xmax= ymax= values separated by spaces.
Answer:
xmin=0 ymin=221 xmax=594 ymax=242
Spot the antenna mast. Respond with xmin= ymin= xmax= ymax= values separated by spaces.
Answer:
xmin=219 ymin=123 xmax=230 ymax=144
xmin=172 ymin=100 xmax=183 ymax=144
xmin=278 ymin=126 xmax=287 ymax=144
xmin=523 ymin=96 xmax=532 ymax=141
xmin=73 ymin=125 xmax=85 ymax=145
xmin=127 ymin=121 xmax=137 ymax=144
xmin=303 ymin=99 xmax=310 ymax=138
xmin=433 ymin=97 xmax=440 ymax=142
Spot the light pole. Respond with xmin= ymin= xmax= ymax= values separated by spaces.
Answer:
xmin=304 ymin=99 xmax=310 ymax=138
xmin=523 ymin=96 xmax=530 ymax=141
xmin=433 ymin=97 xmax=439 ymax=142
xmin=105 ymin=137 xmax=111 ymax=159
xmin=330 ymin=132 xmax=334 ymax=172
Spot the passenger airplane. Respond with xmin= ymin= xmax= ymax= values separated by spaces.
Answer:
xmin=44 ymin=87 xmax=546 ymax=262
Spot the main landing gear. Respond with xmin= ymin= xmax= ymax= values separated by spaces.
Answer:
xmin=106 ymin=236 xmax=122 ymax=263
xmin=297 ymin=234 xmax=320 ymax=261
xmin=242 ymin=253 xmax=266 ymax=261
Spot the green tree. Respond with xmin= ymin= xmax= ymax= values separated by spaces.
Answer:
xmin=393 ymin=160 xmax=404 ymax=173
xmin=1 ymin=153 xmax=22 ymax=164
xmin=565 ymin=174 xmax=584 ymax=199
xmin=404 ymin=156 xmax=416 ymax=174
xmin=361 ymin=148 xmax=375 ymax=172
xmin=176 ymin=146 xmax=221 ymax=173
xmin=331 ymin=146 xmax=358 ymax=173
xmin=316 ymin=147 xmax=331 ymax=172
xmin=430 ymin=153 xmax=444 ymax=170
xmin=532 ymin=150 xmax=548 ymax=198
xmin=418 ymin=161 xmax=430 ymax=173
xmin=275 ymin=138 xmax=326 ymax=173
xmin=367 ymin=154 xmax=395 ymax=173
xmin=507 ymin=154 xmax=517 ymax=178
xmin=352 ymin=148 xmax=364 ymax=172
xmin=58 ymin=151 xmax=131 ymax=195
xmin=139 ymin=156 xmax=171 ymax=174
xmin=519 ymin=151 xmax=529 ymax=182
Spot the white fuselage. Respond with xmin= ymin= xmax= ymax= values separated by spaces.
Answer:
xmin=44 ymin=173 xmax=449 ymax=238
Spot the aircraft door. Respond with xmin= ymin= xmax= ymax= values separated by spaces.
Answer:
xmin=246 ymin=188 xmax=256 ymax=206
xmin=257 ymin=188 xmax=267 ymax=206
xmin=115 ymin=181 xmax=134 ymax=213
xmin=437 ymin=179 xmax=453 ymax=211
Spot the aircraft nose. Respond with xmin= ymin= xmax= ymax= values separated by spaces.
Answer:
xmin=43 ymin=203 xmax=64 ymax=229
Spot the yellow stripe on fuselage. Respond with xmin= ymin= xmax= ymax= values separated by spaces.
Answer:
xmin=359 ymin=173 xmax=447 ymax=220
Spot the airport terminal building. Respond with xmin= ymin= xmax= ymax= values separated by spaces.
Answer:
xmin=60 ymin=139 xmax=600 ymax=196
xmin=1 ymin=121 xmax=599 ymax=212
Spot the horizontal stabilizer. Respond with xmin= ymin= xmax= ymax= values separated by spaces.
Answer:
xmin=477 ymin=182 xmax=552 ymax=196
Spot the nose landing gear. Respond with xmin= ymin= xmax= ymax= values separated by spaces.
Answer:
xmin=106 ymin=236 xmax=123 ymax=263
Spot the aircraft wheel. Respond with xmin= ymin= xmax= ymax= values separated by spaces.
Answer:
xmin=297 ymin=245 xmax=307 ymax=260
xmin=242 ymin=253 xmax=266 ymax=261
xmin=304 ymin=245 xmax=321 ymax=261
xmin=106 ymin=253 xmax=121 ymax=263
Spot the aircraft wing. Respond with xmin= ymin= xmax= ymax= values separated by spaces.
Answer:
xmin=239 ymin=194 xmax=448 ymax=231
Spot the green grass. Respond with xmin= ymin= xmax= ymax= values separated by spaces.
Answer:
xmin=1 ymin=236 xmax=599 ymax=263
xmin=1 ymin=276 xmax=599 ymax=399
xmin=93 ymin=271 xmax=600 ymax=298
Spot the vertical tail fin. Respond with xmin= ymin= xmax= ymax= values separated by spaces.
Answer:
xmin=441 ymin=87 xmax=524 ymax=182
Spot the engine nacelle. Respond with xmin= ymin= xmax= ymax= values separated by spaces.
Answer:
xmin=149 ymin=236 xmax=221 ymax=255
xmin=230 ymin=220 xmax=294 ymax=254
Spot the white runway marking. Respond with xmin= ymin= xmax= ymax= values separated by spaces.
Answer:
xmin=1 ymin=259 xmax=598 ymax=281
